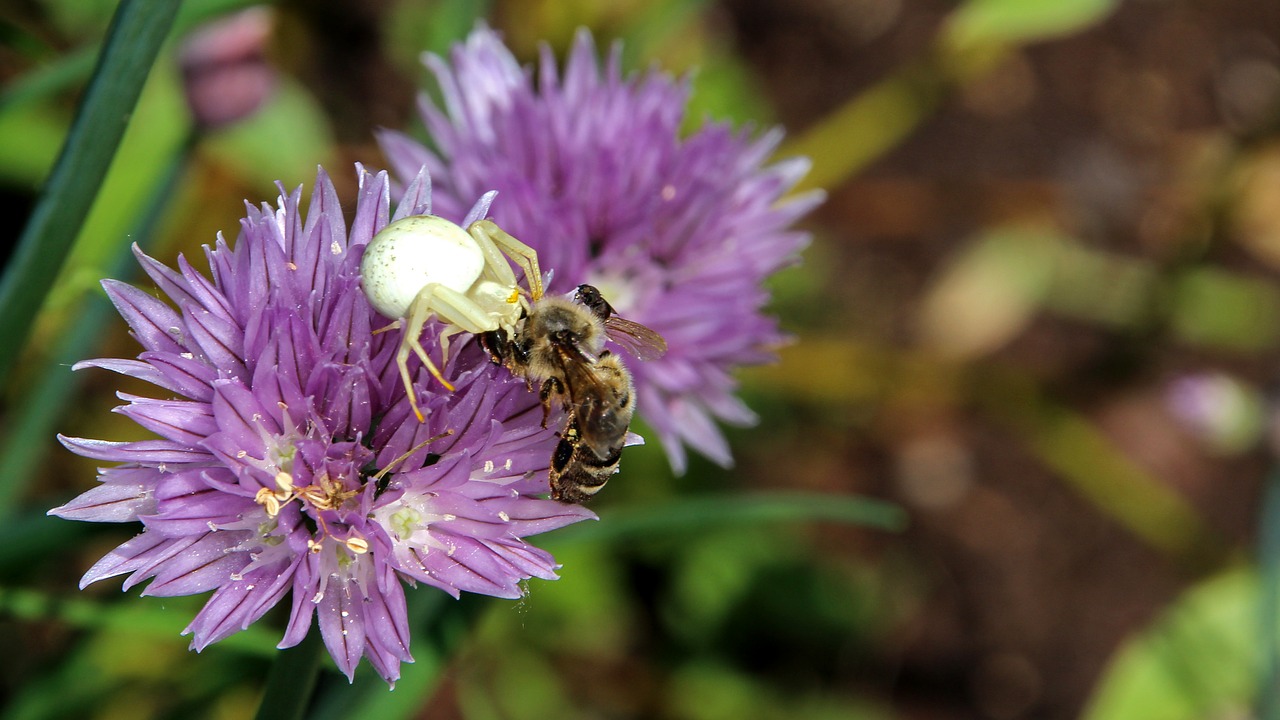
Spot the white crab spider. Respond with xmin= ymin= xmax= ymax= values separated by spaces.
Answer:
xmin=360 ymin=215 xmax=543 ymax=422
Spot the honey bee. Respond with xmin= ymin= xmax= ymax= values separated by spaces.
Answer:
xmin=482 ymin=284 xmax=667 ymax=502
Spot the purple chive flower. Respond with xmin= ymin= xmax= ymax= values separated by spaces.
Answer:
xmin=49 ymin=165 xmax=594 ymax=685
xmin=377 ymin=26 xmax=822 ymax=473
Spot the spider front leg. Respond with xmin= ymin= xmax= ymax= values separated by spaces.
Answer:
xmin=396 ymin=283 xmax=501 ymax=422
xmin=396 ymin=286 xmax=450 ymax=423
xmin=468 ymin=219 xmax=544 ymax=300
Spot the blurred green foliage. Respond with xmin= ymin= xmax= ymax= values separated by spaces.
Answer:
xmin=1083 ymin=569 xmax=1257 ymax=720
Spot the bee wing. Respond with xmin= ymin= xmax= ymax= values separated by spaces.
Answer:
xmin=559 ymin=355 xmax=614 ymax=402
xmin=604 ymin=316 xmax=668 ymax=361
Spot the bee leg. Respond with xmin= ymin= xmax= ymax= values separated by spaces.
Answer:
xmin=537 ymin=378 xmax=565 ymax=428
xmin=538 ymin=381 xmax=553 ymax=428
xmin=478 ymin=331 xmax=504 ymax=365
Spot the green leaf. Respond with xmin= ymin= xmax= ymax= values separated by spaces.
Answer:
xmin=1083 ymin=569 xmax=1257 ymax=720
xmin=944 ymin=0 xmax=1119 ymax=50
xmin=1169 ymin=267 xmax=1280 ymax=350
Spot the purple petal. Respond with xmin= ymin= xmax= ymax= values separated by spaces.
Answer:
xmin=317 ymin=578 xmax=366 ymax=681
xmin=59 ymin=435 xmax=210 ymax=464
xmin=102 ymin=279 xmax=186 ymax=354
xmin=79 ymin=531 xmax=170 ymax=589
xmin=114 ymin=394 xmax=217 ymax=446
xmin=185 ymin=560 xmax=296 ymax=650
xmin=141 ymin=530 xmax=246 ymax=597
xmin=183 ymin=304 xmax=247 ymax=379
xmin=49 ymin=478 xmax=152 ymax=523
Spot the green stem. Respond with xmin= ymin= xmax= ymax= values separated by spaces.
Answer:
xmin=255 ymin=627 xmax=325 ymax=720
xmin=0 ymin=0 xmax=179 ymax=383
xmin=779 ymin=60 xmax=944 ymax=193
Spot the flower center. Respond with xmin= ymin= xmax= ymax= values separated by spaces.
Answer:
xmin=254 ymin=468 xmax=368 ymax=555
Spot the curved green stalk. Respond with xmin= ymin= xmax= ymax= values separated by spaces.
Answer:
xmin=0 ymin=0 xmax=179 ymax=383
xmin=255 ymin=629 xmax=325 ymax=720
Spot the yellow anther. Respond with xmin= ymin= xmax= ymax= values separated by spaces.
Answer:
xmin=254 ymin=487 xmax=280 ymax=517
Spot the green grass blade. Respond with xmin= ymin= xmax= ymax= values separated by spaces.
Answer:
xmin=0 ymin=47 xmax=98 ymax=113
xmin=1258 ymin=468 xmax=1280 ymax=718
xmin=0 ymin=0 xmax=179 ymax=383
xmin=0 ymin=129 xmax=197 ymax=518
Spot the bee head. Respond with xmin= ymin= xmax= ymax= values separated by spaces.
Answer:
xmin=527 ymin=298 xmax=606 ymax=360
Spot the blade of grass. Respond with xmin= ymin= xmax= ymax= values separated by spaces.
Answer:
xmin=0 ymin=129 xmax=198 ymax=518
xmin=978 ymin=368 xmax=1231 ymax=574
xmin=0 ymin=0 xmax=179 ymax=383
xmin=1257 ymin=467 xmax=1280 ymax=719
xmin=779 ymin=60 xmax=945 ymax=194
xmin=0 ymin=47 xmax=98 ymax=113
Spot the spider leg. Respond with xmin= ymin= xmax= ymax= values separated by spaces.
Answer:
xmin=469 ymin=219 xmax=544 ymax=300
xmin=399 ymin=285 xmax=449 ymax=422
xmin=399 ymin=283 xmax=503 ymax=421
xmin=438 ymin=325 xmax=465 ymax=370
xmin=372 ymin=319 xmax=402 ymax=335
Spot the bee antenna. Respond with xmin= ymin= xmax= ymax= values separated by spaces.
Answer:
xmin=372 ymin=429 xmax=453 ymax=482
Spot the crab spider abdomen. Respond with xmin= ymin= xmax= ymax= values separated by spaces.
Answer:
xmin=360 ymin=215 xmax=486 ymax=320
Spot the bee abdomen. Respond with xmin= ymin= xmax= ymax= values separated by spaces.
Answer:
xmin=549 ymin=417 xmax=621 ymax=503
